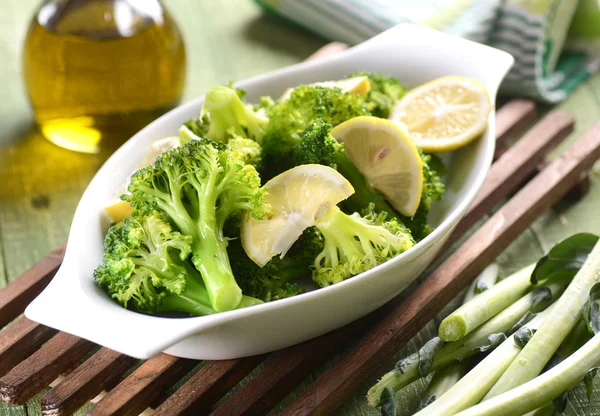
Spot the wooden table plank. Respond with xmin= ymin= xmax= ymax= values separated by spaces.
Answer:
xmin=0 ymin=244 xmax=65 ymax=329
xmin=280 ymin=122 xmax=600 ymax=415
xmin=0 ymin=317 xmax=57 ymax=378
xmin=87 ymin=354 xmax=196 ymax=416
xmin=40 ymin=348 xmax=137 ymax=416
xmin=0 ymin=333 xmax=96 ymax=405
xmin=153 ymin=355 xmax=266 ymax=416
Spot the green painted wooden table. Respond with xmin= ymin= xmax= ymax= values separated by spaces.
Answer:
xmin=1 ymin=1 xmax=599 ymax=415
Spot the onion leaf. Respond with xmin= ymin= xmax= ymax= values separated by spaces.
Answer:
xmin=381 ymin=387 xmax=397 ymax=416
xmin=418 ymin=337 xmax=444 ymax=375
xmin=531 ymin=233 xmax=598 ymax=284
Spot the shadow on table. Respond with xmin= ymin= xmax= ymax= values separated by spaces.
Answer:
xmin=242 ymin=13 xmax=327 ymax=60
xmin=0 ymin=123 xmax=116 ymax=209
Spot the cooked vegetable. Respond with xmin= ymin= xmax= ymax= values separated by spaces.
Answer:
xmin=291 ymin=119 xmax=444 ymax=240
xmin=347 ymin=72 xmax=406 ymax=118
xmin=94 ymin=211 xmax=262 ymax=316
xmin=196 ymin=86 xmax=268 ymax=143
xmin=261 ymin=84 xmax=370 ymax=177
xmin=124 ymin=139 xmax=269 ymax=312
xmin=312 ymin=206 xmax=414 ymax=287
xmin=228 ymin=227 xmax=322 ymax=302
xmin=98 ymin=72 xmax=449 ymax=317
xmin=290 ymin=119 xmax=402 ymax=219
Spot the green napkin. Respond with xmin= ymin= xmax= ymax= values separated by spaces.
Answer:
xmin=257 ymin=0 xmax=600 ymax=102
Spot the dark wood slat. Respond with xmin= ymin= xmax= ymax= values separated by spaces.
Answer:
xmin=41 ymin=348 xmax=137 ymax=416
xmin=209 ymin=105 xmax=568 ymax=416
xmin=153 ymin=355 xmax=266 ymax=416
xmin=279 ymin=122 xmax=600 ymax=416
xmin=494 ymin=99 xmax=537 ymax=159
xmin=87 ymin=354 xmax=196 ymax=416
xmin=0 ymin=244 xmax=66 ymax=329
xmin=0 ymin=332 xmax=95 ymax=404
xmin=0 ymin=317 xmax=57 ymax=378
xmin=445 ymin=110 xmax=574 ymax=249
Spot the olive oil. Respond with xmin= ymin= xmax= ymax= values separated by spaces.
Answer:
xmin=23 ymin=0 xmax=186 ymax=153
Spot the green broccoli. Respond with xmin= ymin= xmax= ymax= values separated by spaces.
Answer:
xmin=124 ymin=139 xmax=269 ymax=312
xmin=291 ymin=120 xmax=444 ymax=241
xmin=94 ymin=211 xmax=263 ymax=316
xmin=347 ymin=72 xmax=406 ymax=118
xmin=226 ymin=135 xmax=263 ymax=169
xmin=228 ymin=227 xmax=323 ymax=301
xmin=290 ymin=119 xmax=400 ymax=220
xmin=261 ymin=85 xmax=370 ymax=178
xmin=312 ymin=206 xmax=414 ymax=287
xmin=183 ymin=86 xmax=268 ymax=143
xmin=400 ymin=150 xmax=445 ymax=241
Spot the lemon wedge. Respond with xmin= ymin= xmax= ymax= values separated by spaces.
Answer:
xmin=389 ymin=76 xmax=491 ymax=153
xmin=241 ymin=165 xmax=354 ymax=266
xmin=103 ymin=199 xmax=133 ymax=223
xmin=279 ymin=76 xmax=371 ymax=101
xmin=331 ymin=116 xmax=423 ymax=217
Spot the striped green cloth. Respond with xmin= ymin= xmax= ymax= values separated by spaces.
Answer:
xmin=256 ymin=0 xmax=600 ymax=103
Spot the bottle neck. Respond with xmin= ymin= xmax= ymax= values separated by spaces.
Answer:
xmin=37 ymin=0 xmax=165 ymax=39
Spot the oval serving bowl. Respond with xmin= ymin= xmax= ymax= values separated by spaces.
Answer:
xmin=25 ymin=24 xmax=513 ymax=360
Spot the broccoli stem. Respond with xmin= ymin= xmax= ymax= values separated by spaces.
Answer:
xmin=439 ymin=264 xmax=536 ymax=342
xmin=455 ymin=331 xmax=600 ymax=416
xmin=484 ymin=240 xmax=600 ymax=399
xmin=366 ymin=279 xmax=566 ymax=407
xmin=414 ymin=308 xmax=552 ymax=416
xmin=419 ymin=361 xmax=468 ymax=409
xmin=334 ymin=151 xmax=397 ymax=218
xmin=156 ymin=275 xmax=215 ymax=316
xmin=193 ymin=193 xmax=242 ymax=312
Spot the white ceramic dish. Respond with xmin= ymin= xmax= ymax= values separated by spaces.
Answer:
xmin=25 ymin=24 xmax=513 ymax=360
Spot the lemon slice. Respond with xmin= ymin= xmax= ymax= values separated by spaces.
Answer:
xmin=389 ymin=76 xmax=491 ymax=153
xmin=279 ymin=76 xmax=371 ymax=101
xmin=241 ymin=165 xmax=354 ymax=266
xmin=331 ymin=116 xmax=423 ymax=217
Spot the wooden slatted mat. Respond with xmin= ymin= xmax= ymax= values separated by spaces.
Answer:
xmin=2 ymin=97 xmax=599 ymax=415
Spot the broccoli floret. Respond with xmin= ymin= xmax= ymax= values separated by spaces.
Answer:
xmin=261 ymin=85 xmax=370 ymax=177
xmin=228 ymin=227 xmax=323 ymax=301
xmin=124 ymin=139 xmax=269 ymax=312
xmin=226 ymin=135 xmax=263 ymax=170
xmin=182 ymin=116 xmax=209 ymax=140
xmin=292 ymin=120 xmax=444 ymax=242
xmin=182 ymin=86 xmax=268 ymax=143
xmin=347 ymin=72 xmax=406 ymax=118
xmin=312 ymin=206 xmax=414 ymax=287
xmin=225 ymin=213 xmax=322 ymax=302
xmin=95 ymin=211 xmax=219 ymax=316
xmin=400 ymin=150 xmax=445 ymax=241
xmin=290 ymin=119 xmax=399 ymax=220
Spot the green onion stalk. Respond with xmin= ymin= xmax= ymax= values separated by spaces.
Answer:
xmin=366 ymin=268 xmax=566 ymax=407
xmin=484 ymin=240 xmax=600 ymax=399
xmin=413 ymin=308 xmax=553 ymax=416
